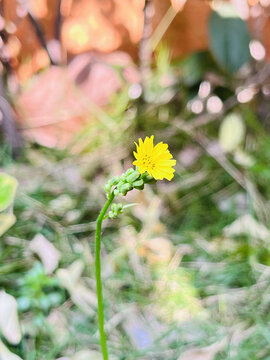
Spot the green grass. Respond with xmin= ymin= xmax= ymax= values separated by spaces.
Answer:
xmin=0 ymin=131 xmax=269 ymax=360
xmin=2 ymin=46 xmax=270 ymax=359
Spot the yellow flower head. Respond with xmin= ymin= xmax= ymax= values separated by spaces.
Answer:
xmin=133 ymin=135 xmax=176 ymax=181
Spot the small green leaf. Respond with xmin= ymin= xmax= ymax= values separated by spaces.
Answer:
xmin=209 ymin=6 xmax=250 ymax=73
xmin=0 ymin=173 xmax=18 ymax=211
xmin=219 ymin=113 xmax=245 ymax=152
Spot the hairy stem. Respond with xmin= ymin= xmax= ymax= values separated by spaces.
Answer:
xmin=95 ymin=192 xmax=115 ymax=360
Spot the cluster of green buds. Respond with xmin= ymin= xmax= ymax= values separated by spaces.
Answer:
xmin=108 ymin=203 xmax=123 ymax=219
xmin=104 ymin=168 xmax=155 ymax=198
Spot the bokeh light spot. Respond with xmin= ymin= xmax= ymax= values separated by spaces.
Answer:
xmin=206 ymin=96 xmax=223 ymax=113
xmin=249 ymin=40 xmax=265 ymax=61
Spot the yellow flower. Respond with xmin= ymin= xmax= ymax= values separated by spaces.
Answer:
xmin=133 ymin=135 xmax=176 ymax=181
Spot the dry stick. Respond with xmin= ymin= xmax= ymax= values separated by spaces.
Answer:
xmin=172 ymin=64 xmax=270 ymax=223
xmin=55 ymin=0 xmax=62 ymax=41
xmin=0 ymin=5 xmax=23 ymax=155
xmin=187 ymin=64 xmax=270 ymax=131
xmin=151 ymin=5 xmax=178 ymax=51
xmin=173 ymin=119 xmax=247 ymax=188
xmin=160 ymin=65 xmax=270 ymax=142
xmin=139 ymin=0 xmax=154 ymax=91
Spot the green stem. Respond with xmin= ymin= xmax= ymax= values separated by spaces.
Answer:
xmin=95 ymin=192 xmax=115 ymax=360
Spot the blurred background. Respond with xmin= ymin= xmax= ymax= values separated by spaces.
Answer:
xmin=1 ymin=0 xmax=270 ymax=359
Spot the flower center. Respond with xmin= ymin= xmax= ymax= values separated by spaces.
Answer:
xmin=141 ymin=155 xmax=155 ymax=169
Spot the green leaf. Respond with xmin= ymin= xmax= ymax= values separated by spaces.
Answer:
xmin=0 ymin=173 xmax=18 ymax=211
xmin=181 ymin=51 xmax=216 ymax=86
xmin=0 ymin=214 xmax=16 ymax=236
xmin=209 ymin=7 xmax=250 ymax=73
xmin=0 ymin=338 xmax=22 ymax=360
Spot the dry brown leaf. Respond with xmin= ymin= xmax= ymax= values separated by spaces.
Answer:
xmin=229 ymin=325 xmax=254 ymax=357
xmin=178 ymin=338 xmax=227 ymax=360
xmin=29 ymin=234 xmax=60 ymax=274
xmin=46 ymin=309 xmax=69 ymax=344
xmin=16 ymin=53 xmax=138 ymax=148
xmin=17 ymin=66 xmax=91 ymax=148
xmin=0 ymin=291 xmax=21 ymax=345
xmin=0 ymin=214 xmax=16 ymax=237
xmin=122 ymin=307 xmax=154 ymax=350
xmin=56 ymin=260 xmax=96 ymax=316
xmin=49 ymin=195 xmax=76 ymax=216
xmin=138 ymin=237 xmax=173 ymax=265
xmin=223 ymin=214 xmax=270 ymax=244
xmin=58 ymin=259 xmax=84 ymax=285
xmin=71 ymin=350 xmax=117 ymax=360
xmin=71 ymin=350 xmax=102 ymax=360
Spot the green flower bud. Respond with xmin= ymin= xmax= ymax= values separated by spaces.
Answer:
xmin=119 ymin=183 xmax=132 ymax=195
xmin=118 ymin=179 xmax=124 ymax=186
xmin=111 ymin=168 xmax=154 ymax=197
xmin=104 ymin=184 xmax=111 ymax=192
xmin=141 ymin=173 xmax=156 ymax=184
xmin=125 ymin=168 xmax=134 ymax=176
xmin=116 ymin=203 xmax=123 ymax=212
xmin=133 ymin=179 xmax=143 ymax=188
xmin=134 ymin=184 xmax=144 ymax=190
xmin=126 ymin=170 xmax=140 ymax=183
xmin=108 ymin=203 xmax=123 ymax=218
xmin=109 ymin=176 xmax=120 ymax=186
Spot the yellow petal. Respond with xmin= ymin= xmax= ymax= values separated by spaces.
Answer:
xmin=156 ymin=159 xmax=176 ymax=166
xmin=133 ymin=135 xmax=176 ymax=181
xmin=144 ymin=136 xmax=154 ymax=154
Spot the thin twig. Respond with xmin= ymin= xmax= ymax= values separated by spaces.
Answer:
xmin=173 ymin=119 xmax=269 ymax=223
xmin=27 ymin=11 xmax=55 ymax=65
